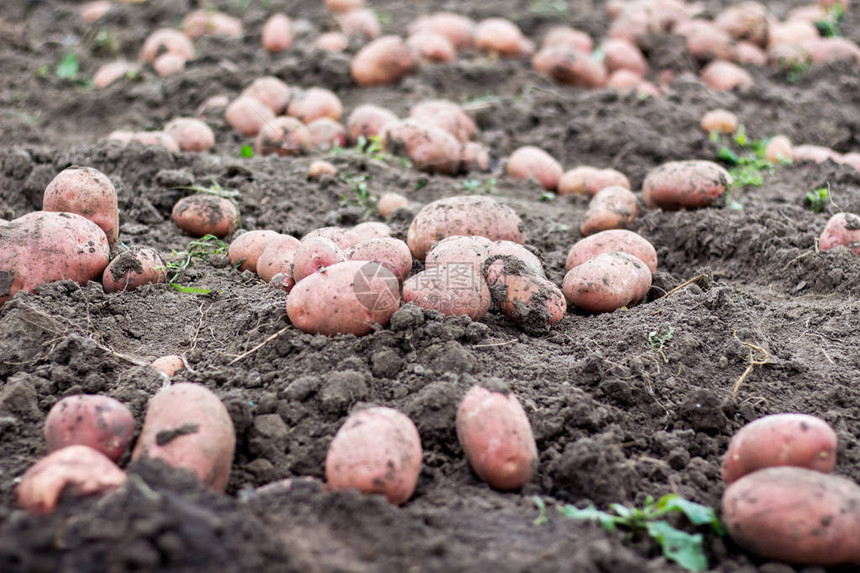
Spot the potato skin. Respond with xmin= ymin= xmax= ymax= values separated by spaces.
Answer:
xmin=164 ymin=117 xmax=216 ymax=153
xmin=287 ymin=88 xmax=343 ymax=124
xmin=256 ymin=234 xmax=301 ymax=282
xmin=456 ymin=385 xmax=538 ymax=490
xmin=241 ymin=76 xmax=291 ymax=114
xmin=286 ymin=261 xmax=401 ymax=336
xmin=382 ymin=120 xmax=462 ymax=175
xmin=346 ymin=237 xmax=412 ymax=282
xmin=407 ymin=195 xmax=526 ymax=260
xmin=562 ymin=251 xmax=652 ymax=313
xmin=506 ymin=146 xmax=563 ymax=191
xmin=580 ymin=186 xmax=638 ymax=236
xmin=172 ymin=194 xmax=239 ymax=238
xmin=486 ymin=241 xmax=545 ymax=277
xmin=558 ymin=166 xmax=599 ymax=196
xmin=225 ymin=97 xmax=276 ymax=137
xmin=228 ymin=230 xmax=281 ymax=273
xmin=44 ymin=395 xmax=135 ymax=462
xmin=532 ymin=45 xmax=607 ymax=88
xmin=722 ymin=467 xmax=860 ymax=565
xmin=325 ymin=407 xmax=422 ymax=505
xmin=346 ymin=104 xmax=399 ymax=143
xmin=347 ymin=222 xmax=392 ymax=244
xmin=566 ymin=229 xmax=658 ymax=274
xmin=819 ymin=213 xmax=860 ymax=254
xmin=403 ymin=263 xmax=492 ymax=321
xmin=426 ymin=236 xmax=490 ymax=274
xmin=409 ymin=100 xmax=476 ymax=143
xmin=255 ymin=116 xmax=312 ymax=156
xmin=722 ymin=414 xmax=838 ymax=484
xmin=140 ymin=28 xmax=195 ymax=63
xmin=132 ymin=383 xmax=236 ymax=492
xmin=486 ymin=258 xmax=566 ymax=332
xmin=643 ymin=160 xmax=733 ymax=210
xmin=351 ymin=36 xmax=418 ymax=87
xmin=103 ymin=247 xmax=166 ymax=293
xmin=292 ymin=237 xmax=347 ymax=283
xmin=43 ymin=166 xmax=119 ymax=244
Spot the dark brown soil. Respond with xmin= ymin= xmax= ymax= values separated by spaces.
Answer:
xmin=1 ymin=0 xmax=859 ymax=571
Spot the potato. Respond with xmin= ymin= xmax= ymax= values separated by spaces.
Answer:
xmin=558 ymin=166 xmax=599 ymax=196
xmin=226 ymin=97 xmax=276 ymax=137
xmin=456 ymin=385 xmax=538 ymax=490
xmin=325 ymin=0 xmax=364 ymax=13
xmin=325 ymin=407 xmax=422 ymax=505
xmin=461 ymin=142 xmax=491 ymax=172
xmin=378 ymin=192 xmax=409 ymax=218
xmin=566 ymin=229 xmax=658 ymax=274
xmin=140 ymin=28 xmax=195 ymax=63
xmin=407 ymin=31 xmax=456 ymax=63
xmin=581 ymin=186 xmax=638 ymax=236
xmin=409 ymin=100 xmax=476 ymax=143
xmin=506 ymin=146 xmax=563 ymax=191
xmin=109 ymin=130 xmax=180 ymax=153
xmin=403 ymin=263 xmax=492 ymax=321
xmin=351 ymin=36 xmax=418 ymax=87
xmin=426 ymin=236 xmax=489 ymax=274
xmin=309 ymin=160 xmax=337 ymax=179
xmin=684 ymin=24 xmax=736 ymax=62
xmin=408 ymin=195 xmax=526 ymax=260
xmin=643 ymin=160 xmax=733 ymax=210
xmin=153 ymin=52 xmax=186 ymax=77
xmin=337 ymin=8 xmax=381 ymax=40
xmin=802 ymin=37 xmax=860 ymax=64
xmin=172 ymin=194 xmax=239 ymax=238
xmin=317 ymin=32 xmax=349 ymax=52
xmin=44 ymin=395 xmax=134 ymax=462
xmin=151 ymin=354 xmax=185 ymax=377
xmin=408 ymin=12 xmax=476 ymax=52
xmin=532 ymin=45 xmax=607 ymax=88
xmin=132 ymin=383 xmax=235 ymax=492
xmin=722 ymin=467 xmax=860 ymax=565
xmin=475 ymin=18 xmax=527 ymax=57
xmin=562 ymin=251 xmax=652 ymax=313
xmin=714 ymin=2 xmax=769 ymax=48
xmin=769 ymin=20 xmax=821 ymax=49
xmin=602 ymin=38 xmax=648 ymax=76
xmin=292 ymin=236 xmax=347 ymax=283
xmin=286 ymin=261 xmax=400 ymax=336
xmin=346 ymin=237 xmax=412 ymax=282
xmin=819 ymin=213 xmax=860 ymax=254
xmin=241 ymin=76 xmax=291 ymax=115
xmin=81 ymin=1 xmax=111 ymax=23
xmin=793 ymin=144 xmax=840 ymax=164
xmin=182 ymin=10 xmax=243 ymax=38
xmin=93 ymin=60 xmax=139 ymax=89
xmin=701 ymin=60 xmax=754 ymax=90
xmin=485 ymin=258 xmax=566 ymax=332
xmin=103 ymin=248 xmax=167 ymax=292
xmin=256 ymin=234 xmax=301 ymax=282
xmin=765 ymin=135 xmax=793 ymax=163
xmin=0 ymin=212 xmax=110 ymax=307
xmin=44 ymin=166 xmax=119 ymax=244
xmin=255 ymin=116 xmax=312 ymax=156
xmin=734 ymin=41 xmax=767 ymax=66
xmin=228 ymin=230 xmax=281 ymax=273
xmin=287 ymin=88 xmax=342 ymax=124
xmin=16 ymin=445 xmax=126 ymax=515
xmin=347 ymin=104 xmax=399 ymax=143
xmin=607 ymin=69 xmax=643 ymax=90
xmin=382 ymin=120 xmax=462 ymax=175
xmin=701 ymin=109 xmax=738 ymax=134
xmin=164 ymin=117 xmax=215 ymax=153
xmin=722 ymin=414 xmax=837 ymax=484
xmin=485 ymin=241 xmax=545 ymax=277
xmin=347 ymin=222 xmax=393 ymax=243
xmin=839 ymin=153 xmax=860 ymax=173
xmin=584 ymin=168 xmax=631 ymax=196
xmin=262 ymin=13 xmax=292 ymax=53
xmin=302 ymin=226 xmax=355 ymax=250
xmin=542 ymin=26 xmax=594 ymax=52
xmin=307 ymin=118 xmax=347 ymax=150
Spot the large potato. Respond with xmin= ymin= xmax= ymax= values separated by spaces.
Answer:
xmin=506 ymin=146 xmax=563 ymax=191
xmin=325 ymin=407 xmax=422 ymax=505
xmin=558 ymin=166 xmax=599 ymax=196
xmin=566 ymin=229 xmax=658 ymax=274
xmin=286 ymin=261 xmax=400 ymax=336
xmin=351 ymin=36 xmax=418 ymax=87
xmin=819 ymin=213 xmax=860 ymax=255
xmin=407 ymin=195 xmax=526 ymax=260
xmin=0 ymin=212 xmax=110 ymax=307
xmin=228 ymin=230 xmax=281 ymax=273
xmin=132 ymin=383 xmax=236 ymax=492
xmin=722 ymin=413 xmax=837 ymax=484
xmin=382 ymin=120 xmax=462 ymax=175
xmin=44 ymin=395 xmax=135 ymax=462
xmin=102 ymin=247 xmax=167 ymax=292
xmin=43 ymin=166 xmax=119 ymax=244
xmin=256 ymin=234 xmax=301 ymax=283
xmin=292 ymin=236 xmax=347 ymax=283
xmin=456 ymin=385 xmax=538 ymax=490
xmin=346 ymin=237 xmax=412 ymax=282
xmin=172 ymin=194 xmax=239 ymax=238
xmin=722 ymin=467 xmax=860 ymax=565
xmin=402 ymin=263 xmax=492 ymax=321
xmin=642 ymin=160 xmax=733 ymax=210
xmin=562 ymin=251 xmax=651 ymax=313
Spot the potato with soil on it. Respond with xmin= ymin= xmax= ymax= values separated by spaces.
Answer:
xmin=377 ymin=192 xmax=409 ymax=218
xmin=721 ymin=413 xmax=837 ymax=484
xmin=139 ymin=28 xmax=195 ymax=63
xmin=541 ymin=26 xmax=594 ymax=52
xmin=408 ymin=12 xmax=476 ymax=52
xmin=562 ymin=251 xmax=652 ymax=313
xmin=16 ymin=445 xmax=127 ymax=515
xmin=228 ymin=230 xmax=281 ymax=273
xmin=819 ymin=213 xmax=860 ymax=255
xmin=307 ymin=118 xmax=347 ymax=150
xmin=241 ymin=76 xmax=291 ymax=115
xmin=485 ymin=241 xmax=545 ymax=277
xmin=262 ymin=13 xmax=293 ymax=53
xmin=309 ymin=160 xmax=337 ymax=179
xmin=558 ymin=166 xmax=599 ymax=196
xmin=474 ymin=18 xmax=529 ymax=57
xmin=109 ymin=130 xmax=180 ymax=153
xmin=256 ymin=234 xmax=301 ymax=283
xmin=425 ymin=236 xmax=490 ymax=274
xmin=225 ymin=97 xmax=276 ymax=137
xmin=701 ymin=60 xmax=754 ymax=91
xmin=164 ymin=118 xmax=215 ymax=153
xmin=254 ymin=117 xmax=312 ymax=156
xmin=346 ymin=104 xmax=399 ymax=143
xmin=793 ymin=145 xmax=841 ymax=164
xmin=601 ymin=38 xmax=648 ymax=77
xmin=407 ymin=195 xmax=526 ymax=260
xmin=337 ymin=8 xmax=381 ymax=40
xmin=0 ymin=212 xmax=110 ymax=307
xmin=461 ymin=142 xmax=491 ymax=172
xmin=43 ymin=166 xmax=119 ymax=244
xmin=642 ymin=160 xmax=733 ymax=210
xmin=351 ymin=36 xmax=418 ymax=86
xmin=181 ymin=10 xmax=243 ymax=38
xmin=506 ymin=146 xmax=563 ymax=191
xmin=580 ymin=186 xmax=639 ymax=236
xmin=485 ymin=258 xmax=566 ymax=333
xmin=132 ymin=383 xmax=236 ymax=492
xmin=532 ymin=45 xmax=607 ymax=88
xmin=714 ymin=1 xmax=769 ymax=48
xmin=325 ymin=407 xmax=422 ymax=505
xmin=566 ymin=229 xmax=658 ymax=274
xmin=407 ymin=31 xmax=456 ymax=63
xmin=409 ymin=100 xmax=476 ymax=143
xmin=302 ymin=226 xmax=355 ymax=250
xmin=317 ymin=32 xmax=349 ymax=52
xmin=287 ymin=88 xmax=343 ymax=124
xmin=172 ymin=194 xmax=239 ymax=238
xmin=286 ymin=261 xmax=400 ymax=336
xmin=44 ymin=395 xmax=135 ymax=462
xmin=153 ymin=53 xmax=186 ymax=77
xmin=346 ymin=237 xmax=412 ymax=282
xmin=292 ymin=237 xmax=347 ymax=283
xmin=151 ymin=355 xmax=186 ymax=377
xmin=402 ymin=263 xmax=492 ymax=321
xmin=381 ymin=120 xmax=462 ymax=175
xmin=456 ymin=385 xmax=538 ymax=490
xmin=722 ymin=467 xmax=860 ymax=566
xmin=583 ymin=168 xmax=630 ymax=196
xmin=102 ymin=248 xmax=167 ymax=293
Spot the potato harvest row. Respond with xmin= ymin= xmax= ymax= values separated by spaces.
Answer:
xmin=1 ymin=0 xmax=859 ymax=571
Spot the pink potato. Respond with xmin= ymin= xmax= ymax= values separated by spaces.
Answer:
xmin=81 ymin=1 xmax=111 ymax=23
xmin=103 ymin=248 xmax=166 ymax=292
xmin=802 ymin=37 xmax=860 ymax=64
xmin=44 ymin=395 xmax=135 ymax=462
xmin=461 ymin=142 xmax=491 ymax=172
xmin=485 ymin=241 xmax=545 ymax=278
xmin=381 ymin=120 xmax=462 ymax=175
xmin=256 ymin=234 xmax=301 ymax=282
xmin=819 ymin=213 xmax=860 ymax=255
xmin=347 ymin=222 xmax=393 ymax=243
xmin=0 ymin=212 xmax=110 ymax=307
xmin=701 ymin=109 xmax=739 ymax=134
xmin=722 ymin=467 xmax=860 ymax=565
xmin=132 ymin=383 xmax=236 ymax=492
xmin=16 ymin=445 xmax=126 ymax=515
xmin=302 ymin=227 xmax=355 ymax=250
xmin=532 ymin=45 xmax=607 ymax=88
xmin=403 ymin=263 xmax=492 ymax=321
xmin=228 ymin=230 xmax=281 ymax=273
xmin=793 ymin=145 xmax=841 ymax=164
xmin=506 ymin=146 xmax=563 ymax=191
xmin=643 ymin=160 xmax=733 ymax=210
xmin=140 ymin=28 xmax=195 ymax=63
xmin=325 ymin=0 xmax=364 ymax=13
xmin=407 ymin=195 xmax=526 ymax=260
xmin=287 ymin=88 xmax=342 ymax=124
xmin=181 ymin=10 xmax=243 ymax=38
xmin=685 ymin=24 xmax=736 ymax=62
xmin=485 ymin=258 xmax=566 ymax=332
xmin=164 ymin=117 xmax=215 ymax=153
xmin=602 ymin=38 xmax=648 ymax=76
xmin=456 ymin=385 xmax=538 ymax=490
xmin=714 ymin=1 xmax=769 ymax=48
xmin=407 ymin=31 xmax=456 ymax=63
xmin=151 ymin=355 xmax=186 ymax=377
xmin=93 ymin=61 xmax=140 ymax=89
xmin=307 ymin=118 xmax=347 ymax=150
xmin=765 ymin=135 xmax=793 ymax=163
xmin=172 ymin=194 xmax=239 ymax=238
xmin=292 ymin=237 xmax=347 ymax=283
xmin=558 ymin=166 xmax=599 ymax=196
xmin=44 ymin=166 xmax=119 ymax=244
xmin=542 ymin=26 xmax=594 ymax=52
xmin=325 ymin=407 xmax=422 ymax=505
xmin=566 ymin=229 xmax=658 ymax=274
xmin=255 ymin=116 xmax=312 ymax=156
xmin=562 ymin=251 xmax=652 ymax=313
xmin=262 ymin=13 xmax=293 ymax=53
xmin=722 ymin=414 xmax=837 ymax=484
xmin=409 ymin=100 xmax=476 ymax=143
xmin=425 ymin=236 xmax=489 ymax=274
xmin=474 ymin=18 xmax=528 ymax=57
xmin=317 ymin=32 xmax=349 ymax=52
xmin=701 ymin=60 xmax=754 ymax=91
xmin=351 ymin=36 xmax=418 ymax=87
xmin=346 ymin=237 xmax=412 ymax=282
xmin=839 ymin=153 xmax=860 ymax=173
xmin=337 ymin=8 xmax=381 ymax=40
xmin=286 ymin=261 xmax=400 ymax=336
xmin=608 ymin=69 xmax=644 ymax=90
xmin=377 ymin=192 xmax=409 ymax=218
xmin=408 ymin=12 xmax=476 ymax=52
xmin=734 ymin=41 xmax=767 ymax=66
xmin=309 ymin=160 xmax=337 ymax=179
xmin=225 ymin=97 xmax=276 ymax=137
xmin=580 ymin=186 xmax=639 ymax=236
xmin=584 ymin=168 xmax=631 ymax=196
xmin=241 ymin=77 xmax=291 ymax=115
xmin=153 ymin=53 xmax=186 ymax=77
xmin=346 ymin=104 xmax=399 ymax=143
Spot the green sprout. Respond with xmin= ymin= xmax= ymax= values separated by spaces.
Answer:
xmin=240 ymin=145 xmax=254 ymax=158
xmin=648 ymin=327 xmax=675 ymax=363
xmin=462 ymin=179 xmax=481 ymax=191
xmin=56 ymin=53 xmax=79 ymax=79
xmin=806 ymin=187 xmax=830 ymax=213
xmin=339 ymin=173 xmax=375 ymax=210
xmin=356 ymin=135 xmax=386 ymax=161
xmin=540 ymin=191 xmax=556 ymax=202
xmin=160 ymin=235 xmax=228 ymax=293
xmin=815 ymin=4 xmax=843 ymax=37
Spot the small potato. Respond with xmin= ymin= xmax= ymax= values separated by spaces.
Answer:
xmin=475 ymin=18 xmax=527 ymax=57
xmin=407 ymin=31 xmax=456 ymax=63
xmin=602 ymin=38 xmax=648 ymax=76
xmin=182 ymin=10 xmax=243 ymax=38
xmin=226 ymin=97 xmax=276 ymax=137
xmin=292 ymin=236 xmax=347 ymax=283
xmin=769 ymin=20 xmax=821 ymax=49
xmin=103 ymin=248 xmax=167 ymax=292
xmin=346 ymin=237 xmax=412 ymax=282
xmin=164 ymin=117 xmax=215 ymax=153
xmin=402 ymin=263 xmax=492 ymax=321
xmin=346 ymin=104 xmax=399 ymax=143
xmin=153 ymin=53 xmax=186 ymax=77
xmin=172 ymin=194 xmax=239 ymax=238
xmin=408 ymin=12 xmax=476 ymax=52
xmin=793 ymin=144 xmax=840 ymax=164
xmin=685 ymin=24 xmax=737 ymax=62
xmin=262 ymin=13 xmax=293 ymax=53
xmin=580 ymin=186 xmax=638 ymax=236
xmin=81 ymin=1 xmax=111 ymax=23
xmin=409 ymin=100 xmax=476 ymax=143
xmin=701 ymin=109 xmax=738 ymax=134
xmin=562 ymin=251 xmax=652 ymax=313
xmin=456 ymin=385 xmax=538 ymax=490
xmin=426 ymin=236 xmax=489 ymax=274
xmin=93 ymin=60 xmax=139 ymax=89
xmin=558 ymin=166 xmax=599 ymax=196
xmin=485 ymin=258 xmax=566 ymax=333
xmin=151 ymin=355 xmax=185 ymax=377
xmin=485 ymin=241 xmax=545 ymax=278
xmin=241 ymin=76 xmax=291 ymax=115
xmin=44 ymin=166 xmax=119 ymax=243
xmin=286 ymin=261 xmax=400 ymax=336
xmin=839 ymin=153 xmax=860 ymax=173
xmin=378 ymin=192 xmax=409 ymax=218
xmin=765 ymin=135 xmax=793 ymax=163
xmin=325 ymin=407 xmax=422 ymax=505
xmin=643 ymin=160 xmax=732 ymax=210
xmin=287 ymin=88 xmax=342 ymax=124
xmin=16 ymin=445 xmax=126 ymax=515
xmin=506 ymin=146 xmax=563 ymax=191
xmin=382 ymin=120 xmax=462 ymax=175
xmin=461 ymin=142 xmax=491 ymax=172
xmin=407 ymin=195 xmax=526 ymax=260
xmin=607 ymin=69 xmax=644 ymax=90
xmin=734 ymin=41 xmax=767 ymax=66
xmin=228 ymin=230 xmax=281 ymax=273
xmin=256 ymin=234 xmax=301 ymax=282
xmin=132 ymin=383 xmax=236 ymax=492
xmin=532 ymin=45 xmax=607 ymax=88
xmin=722 ymin=414 xmax=837 ymax=484
xmin=351 ymin=36 xmax=418 ymax=87
xmin=302 ymin=227 xmax=355 ymax=250
xmin=566 ymin=229 xmax=658 ymax=274
xmin=337 ymin=8 xmax=381 ymax=40
xmin=44 ymin=395 xmax=135 ymax=461
xmin=309 ymin=160 xmax=337 ymax=179
xmin=317 ymin=32 xmax=349 ymax=52
xmin=307 ymin=118 xmax=347 ymax=150
xmin=722 ymin=467 xmax=860 ymax=565
xmin=584 ymin=168 xmax=631 ymax=196
xmin=819 ymin=213 xmax=860 ymax=255
xmin=0 ymin=212 xmax=110 ymax=307
xmin=255 ymin=116 xmax=312 ymax=156
xmin=701 ymin=60 xmax=754 ymax=91
xmin=140 ymin=28 xmax=195 ymax=63
xmin=714 ymin=1 xmax=769 ymax=48
xmin=347 ymin=222 xmax=392 ymax=243
xmin=325 ymin=0 xmax=364 ymax=13
xmin=542 ymin=26 xmax=593 ymax=52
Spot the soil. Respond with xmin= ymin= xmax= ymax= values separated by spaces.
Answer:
xmin=1 ymin=0 xmax=860 ymax=572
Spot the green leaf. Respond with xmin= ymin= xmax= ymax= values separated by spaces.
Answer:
xmin=38 ymin=64 xmax=49 ymax=78
xmin=540 ymin=191 xmax=556 ymax=202
xmin=646 ymin=521 xmax=708 ymax=572
xmin=734 ymin=125 xmax=747 ymax=147
xmin=532 ymin=496 xmax=549 ymax=526
xmin=559 ymin=504 xmax=619 ymax=531
xmin=170 ymin=284 xmax=213 ymax=294
xmin=656 ymin=495 xmax=725 ymax=535
xmin=56 ymin=53 xmax=79 ymax=79
xmin=708 ymin=131 xmax=720 ymax=144
xmin=240 ymin=145 xmax=254 ymax=158
xmin=717 ymin=147 xmax=739 ymax=165
xmin=609 ymin=503 xmax=634 ymax=520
